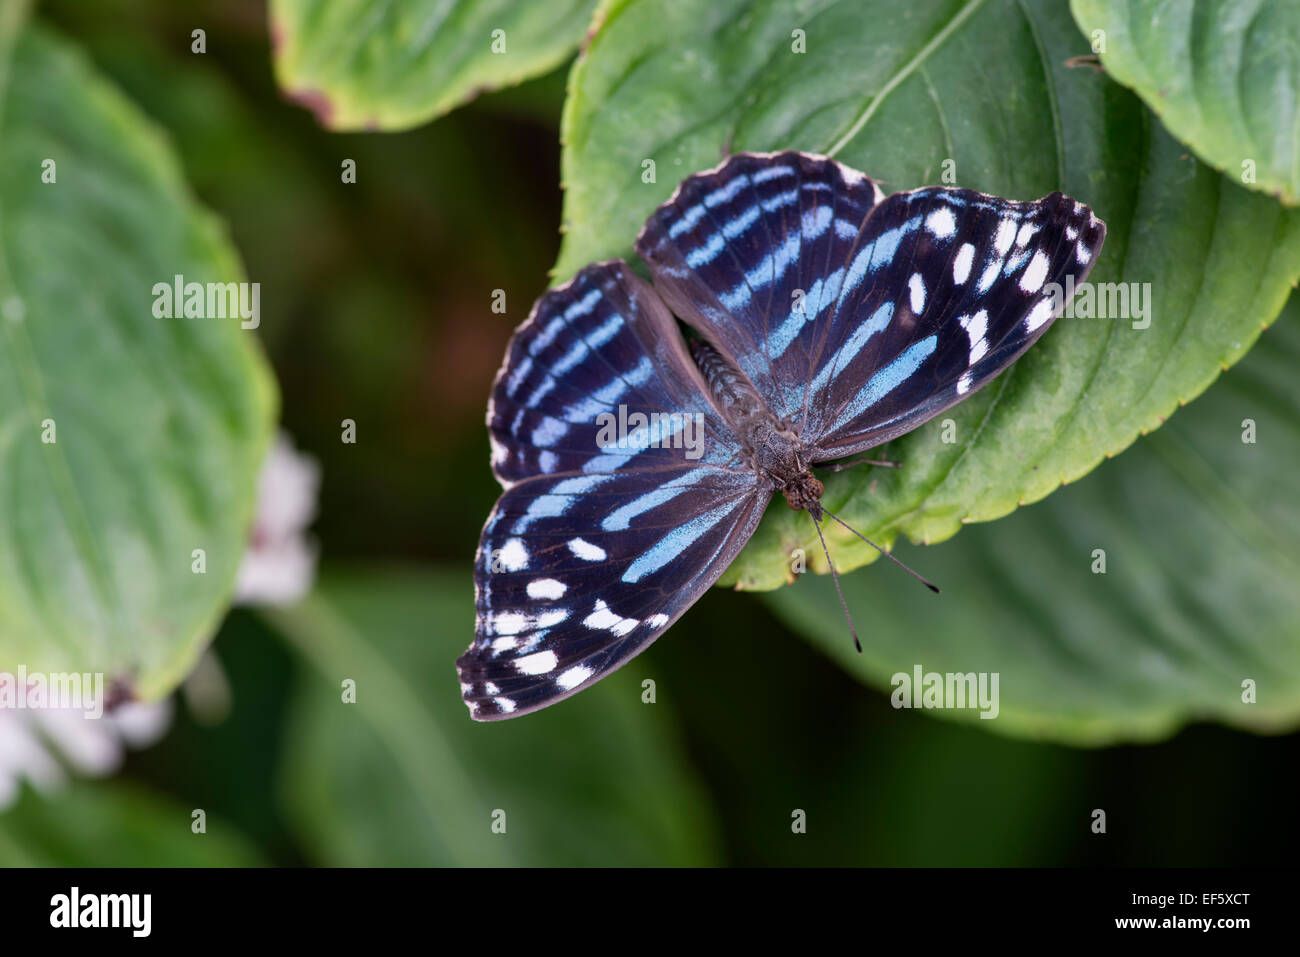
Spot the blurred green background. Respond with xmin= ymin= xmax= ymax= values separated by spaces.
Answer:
xmin=2 ymin=0 xmax=1297 ymax=866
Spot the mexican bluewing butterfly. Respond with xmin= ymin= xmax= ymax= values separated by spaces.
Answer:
xmin=459 ymin=151 xmax=1105 ymax=720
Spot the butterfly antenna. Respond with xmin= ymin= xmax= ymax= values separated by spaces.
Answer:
xmin=810 ymin=512 xmax=862 ymax=652
xmin=820 ymin=505 xmax=941 ymax=595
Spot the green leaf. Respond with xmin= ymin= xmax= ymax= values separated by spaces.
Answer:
xmin=767 ymin=302 xmax=1300 ymax=745
xmin=0 ymin=24 xmax=277 ymax=697
xmin=270 ymin=0 xmax=600 ymax=131
xmin=557 ymin=0 xmax=1300 ymax=590
xmin=0 ymin=781 xmax=265 ymax=866
xmin=265 ymin=567 xmax=721 ymax=866
xmin=1071 ymin=0 xmax=1300 ymax=205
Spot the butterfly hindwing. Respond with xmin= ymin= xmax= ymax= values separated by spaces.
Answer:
xmin=464 ymin=261 xmax=767 ymax=720
xmin=464 ymin=471 xmax=766 ymax=718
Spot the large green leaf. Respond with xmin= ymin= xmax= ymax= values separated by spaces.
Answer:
xmin=0 ymin=781 xmax=264 ymax=866
xmin=270 ymin=0 xmax=599 ymax=131
xmin=557 ymin=0 xmax=1300 ymax=590
xmin=0 ymin=20 xmax=277 ymax=697
xmin=1072 ymin=0 xmax=1300 ymax=205
xmin=266 ymin=567 xmax=721 ymax=866
xmin=768 ymin=302 xmax=1300 ymax=745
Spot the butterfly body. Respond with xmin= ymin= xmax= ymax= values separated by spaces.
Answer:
xmin=459 ymin=151 xmax=1105 ymax=721
xmin=690 ymin=337 xmax=815 ymax=506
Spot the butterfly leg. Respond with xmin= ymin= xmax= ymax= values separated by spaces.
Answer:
xmin=818 ymin=455 xmax=900 ymax=473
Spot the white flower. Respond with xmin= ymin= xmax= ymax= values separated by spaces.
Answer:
xmin=235 ymin=431 xmax=321 ymax=606
xmin=0 ymin=694 xmax=172 ymax=811
xmin=0 ymin=434 xmax=320 ymax=810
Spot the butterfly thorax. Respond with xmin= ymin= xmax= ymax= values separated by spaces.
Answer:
xmin=690 ymin=338 xmax=822 ymax=514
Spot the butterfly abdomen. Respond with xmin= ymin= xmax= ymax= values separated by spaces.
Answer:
xmin=690 ymin=337 xmax=761 ymax=417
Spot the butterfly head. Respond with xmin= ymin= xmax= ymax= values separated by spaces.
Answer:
xmin=781 ymin=471 xmax=824 ymax=518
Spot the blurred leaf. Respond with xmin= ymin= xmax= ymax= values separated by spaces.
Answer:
xmin=60 ymin=6 xmax=567 ymax=566
xmin=557 ymin=0 xmax=1300 ymax=590
xmin=70 ymin=30 xmax=343 ymax=356
xmin=1072 ymin=0 xmax=1300 ymax=205
xmin=767 ymin=302 xmax=1300 ymax=745
xmin=270 ymin=0 xmax=599 ymax=131
xmin=266 ymin=567 xmax=721 ymax=866
xmin=0 ymin=781 xmax=264 ymax=866
xmin=0 ymin=25 xmax=276 ymax=696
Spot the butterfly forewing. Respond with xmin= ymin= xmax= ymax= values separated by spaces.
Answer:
xmin=636 ymin=151 xmax=884 ymax=430
xmin=805 ymin=186 xmax=1105 ymax=457
xmin=463 ymin=261 xmax=767 ymax=720
xmin=487 ymin=261 xmax=740 ymax=484
xmin=636 ymin=152 xmax=1105 ymax=459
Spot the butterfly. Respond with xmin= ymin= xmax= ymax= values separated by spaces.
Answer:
xmin=458 ymin=151 xmax=1104 ymax=720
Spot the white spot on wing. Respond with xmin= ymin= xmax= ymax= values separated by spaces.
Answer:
xmin=648 ymin=613 xmax=669 ymax=628
xmin=1020 ymin=250 xmax=1049 ymax=293
xmin=994 ymin=218 xmax=1016 ymax=255
xmin=497 ymin=538 xmax=529 ymax=572
xmin=583 ymin=599 xmax=639 ymax=637
xmin=536 ymin=609 xmax=569 ymax=628
xmin=959 ymin=309 xmax=989 ymax=364
xmin=557 ymin=664 xmax=594 ymax=691
xmin=908 ymin=273 xmax=926 ymax=314
xmin=953 ymin=243 xmax=974 ymax=284
xmin=978 ymin=258 xmax=1002 ymax=292
xmin=492 ymin=607 xmax=567 ymax=637
xmin=1026 ymin=298 xmax=1055 ymax=332
xmin=492 ymin=612 xmax=528 ymax=636
xmin=515 ymin=650 xmax=558 ymax=675
xmin=925 ymin=206 xmax=956 ymax=239
xmin=568 ymin=537 xmax=606 ymax=562
xmin=526 ymin=578 xmax=567 ymax=599
xmin=493 ymin=696 xmax=517 ymax=714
